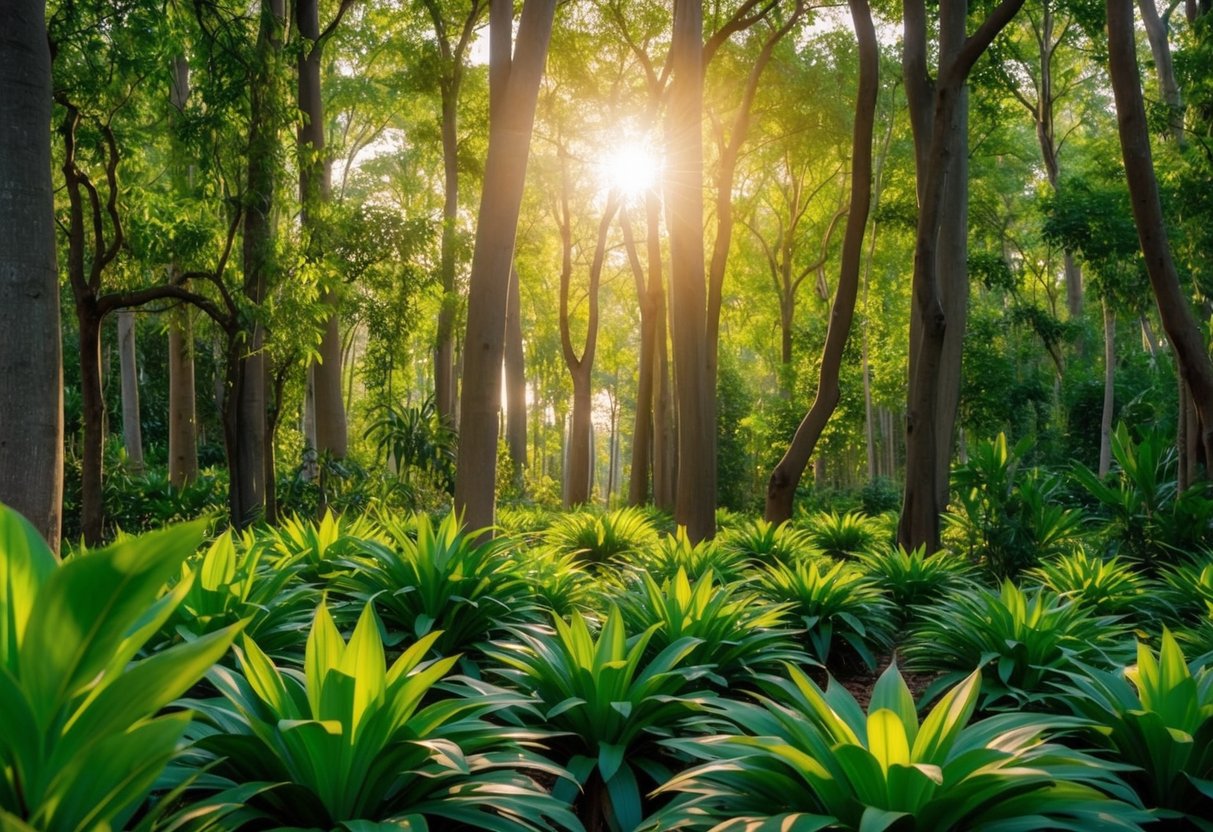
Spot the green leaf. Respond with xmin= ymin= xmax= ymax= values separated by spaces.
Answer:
xmin=0 ymin=504 xmax=56 ymax=671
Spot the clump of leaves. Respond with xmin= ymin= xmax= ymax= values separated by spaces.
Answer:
xmin=631 ymin=526 xmax=750 ymax=584
xmin=178 ymin=603 xmax=577 ymax=831
xmin=544 ymin=507 xmax=660 ymax=569
xmin=619 ymin=568 xmax=807 ymax=688
xmin=1027 ymin=549 xmax=1157 ymax=617
xmin=754 ymin=559 xmax=895 ymax=669
xmin=719 ymin=518 xmax=819 ymax=565
xmin=906 ymin=581 xmax=1130 ymax=709
xmin=1058 ymin=630 xmax=1213 ymax=824
xmin=801 ymin=510 xmax=883 ymax=559
xmin=1160 ymin=556 xmax=1213 ymax=621
xmin=857 ymin=545 xmax=974 ymax=623
xmin=651 ymin=662 xmax=1148 ymax=831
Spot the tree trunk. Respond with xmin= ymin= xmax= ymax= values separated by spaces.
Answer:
xmin=168 ymin=305 xmax=198 ymax=487
xmin=434 ymin=84 xmax=461 ymax=426
xmin=566 ymin=375 xmax=593 ymax=506
xmin=622 ymin=207 xmax=655 ymax=506
xmin=1138 ymin=0 xmax=1185 ymax=143
xmin=504 ymin=265 xmax=527 ymax=489
xmin=454 ymin=0 xmax=557 ymax=532
xmin=78 ymin=310 xmax=104 ymax=544
xmin=666 ymin=0 xmax=715 ymax=542
xmin=1099 ymin=299 xmax=1115 ymax=477
xmin=1108 ymin=0 xmax=1213 ymax=469
xmin=765 ymin=0 xmax=878 ymax=522
xmin=117 ymin=310 xmax=144 ymax=473
xmin=0 ymin=0 xmax=62 ymax=550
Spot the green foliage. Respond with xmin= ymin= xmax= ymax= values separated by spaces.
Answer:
xmin=858 ymin=477 xmax=900 ymax=515
xmin=631 ymin=527 xmax=751 ymax=583
xmin=543 ymin=507 xmax=660 ymax=569
xmin=487 ymin=608 xmax=711 ymax=831
xmin=0 ymin=508 xmax=239 ymax=831
xmin=858 ymin=545 xmax=975 ymax=622
xmin=947 ymin=433 xmax=1087 ymax=579
xmin=365 ymin=397 xmax=456 ymax=495
xmin=906 ymin=581 xmax=1129 ymax=709
xmin=334 ymin=513 xmax=538 ymax=659
xmin=801 ymin=510 xmax=882 ymax=559
xmin=1074 ymin=424 xmax=1213 ymax=569
xmin=1027 ymin=550 xmax=1157 ymax=617
xmin=754 ymin=559 xmax=895 ymax=669
xmin=1058 ymin=631 xmax=1213 ymax=824
xmin=515 ymin=546 xmax=601 ymax=617
xmin=179 ymin=603 xmax=578 ymax=830
xmin=1160 ymin=556 xmax=1213 ymax=620
xmin=719 ymin=518 xmax=819 ymax=565
xmin=652 ymin=663 xmax=1148 ymax=831
xmin=619 ymin=568 xmax=807 ymax=688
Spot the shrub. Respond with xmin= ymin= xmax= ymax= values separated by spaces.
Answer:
xmin=544 ymin=507 xmax=660 ymax=569
xmin=719 ymin=518 xmax=818 ymax=565
xmin=631 ymin=527 xmax=750 ymax=584
xmin=858 ymin=545 xmax=974 ymax=622
xmin=801 ymin=510 xmax=882 ymax=559
xmin=651 ymin=662 xmax=1148 ymax=831
xmin=754 ymin=559 xmax=895 ymax=669
xmin=1160 ymin=556 xmax=1213 ymax=621
xmin=906 ymin=581 xmax=1129 ymax=709
xmin=1027 ymin=549 xmax=1157 ymax=617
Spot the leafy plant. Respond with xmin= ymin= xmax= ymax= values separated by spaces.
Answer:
xmin=365 ymin=395 xmax=457 ymax=493
xmin=906 ymin=581 xmax=1129 ymax=709
xmin=334 ymin=512 xmax=537 ymax=659
xmin=719 ymin=518 xmax=818 ymax=565
xmin=1027 ymin=550 xmax=1156 ymax=616
xmin=1058 ymin=630 xmax=1213 ymax=825
xmin=857 ymin=545 xmax=974 ymax=622
xmin=1160 ymin=556 xmax=1213 ymax=621
xmin=618 ymin=568 xmax=807 ymax=688
xmin=754 ymin=559 xmax=894 ymax=669
xmin=486 ymin=608 xmax=712 ymax=831
xmin=650 ymin=662 xmax=1149 ymax=830
xmin=263 ymin=510 xmax=379 ymax=582
xmin=1073 ymin=423 xmax=1213 ymax=569
xmin=631 ymin=526 xmax=750 ymax=583
xmin=179 ymin=602 xmax=578 ymax=830
xmin=947 ymin=433 xmax=1087 ymax=579
xmin=515 ymin=546 xmax=600 ymax=617
xmin=0 ymin=507 xmax=239 ymax=832
xmin=544 ymin=507 xmax=660 ymax=569
xmin=801 ymin=510 xmax=882 ymax=559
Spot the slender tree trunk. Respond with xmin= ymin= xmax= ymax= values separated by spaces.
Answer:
xmin=77 ymin=311 xmax=104 ymax=544
xmin=168 ymin=305 xmax=198 ymax=487
xmin=1099 ymin=299 xmax=1115 ymax=477
xmin=117 ymin=310 xmax=144 ymax=472
xmin=765 ymin=0 xmax=877 ymax=522
xmin=0 ymin=0 xmax=62 ymax=550
xmin=1108 ymin=0 xmax=1213 ymax=468
xmin=1138 ymin=0 xmax=1185 ymax=143
xmin=504 ymin=265 xmax=527 ymax=488
xmin=624 ymin=210 xmax=655 ymax=505
xmin=434 ymin=83 xmax=461 ymax=425
xmin=454 ymin=0 xmax=557 ymax=532
xmin=666 ymin=0 xmax=715 ymax=541
xmin=567 ymin=376 xmax=593 ymax=506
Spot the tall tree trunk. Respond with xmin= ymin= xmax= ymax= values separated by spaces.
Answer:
xmin=168 ymin=55 xmax=198 ymax=488
xmin=623 ymin=208 xmax=655 ymax=505
xmin=117 ymin=310 xmax=144 ymax=472
xmin=504 ymin=265 xmax=527 ymax=488
xmin=1099 ymin=299 xmax=1115 ymax=477
xmin=434 ymin=82 xmax=460 ymax=425
xmin=77 ymin=311 xmax=104 ymax=544
xmin=650 ymin=191 xmax=676 ymax=512
xmin=1108 ymin=0 xmax=1213 ymax=468
xmin=765 ymin=0 xmax=878 ymax=522
xmin=666 ymin=0 xmax=715 ymax=542
xmin=453 ymin=0 xmax=557 ymax=532
xmin=1138 ymin=0 xmax=1185 ymax=143
xmin=0 ymin=0 xmax=62 ymax=550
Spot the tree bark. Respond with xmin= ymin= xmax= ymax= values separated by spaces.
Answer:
xmin=1099 ymin=299 xmax=1115 ymax=477
xmin=167 ymin=56 xmax=198 ymax=488
xmin=622 ymin=207 xmax=655 ymax=505
xmin=765 ymin=0 xmax=878 ymax=522
xmin=1138 ymin=0 xmax=1185 ymax=143
xmin=1108 ymin=0 xmax=1213 ymax=469
xmin=454 ymin=0 xmax=557 ymax=532
xmin=649 ymin=192 xmax=676 ymax=512
xmin=117 ymin=310 xmax=144 ymax=472
xmin=504 ymin=265 xmax=527 ymax=489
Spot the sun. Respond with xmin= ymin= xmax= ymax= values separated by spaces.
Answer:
xmin=600 ymin=140 xmax=661 ymax=200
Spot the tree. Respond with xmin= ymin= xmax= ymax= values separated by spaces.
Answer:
xmin=454 ymin=0 xmax=557 ymax=532
xmin=0 ymin=0 xmax=63 ymax=550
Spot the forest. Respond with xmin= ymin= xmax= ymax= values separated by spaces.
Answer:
xmin=3 ymin=0 xmax=1213 ymax=828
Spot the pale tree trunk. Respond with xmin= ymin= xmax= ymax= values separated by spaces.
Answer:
xmin=666 ymin=0 xmax=715 ymax=542
xmin=298 ymin=0 xmax=351 ymax=459
xmin=1099 ymin=299 xmax=1115 ymax=477
xmin=504 ymin=265 xmax=527 ymax=488
xmin=651 ymin=193 xmax=676 ymax=512
xmin=1108 ymin=0 xmax=1213 ymax=471
xmin=117 ymin=310 xmax=144 ymax=472
xmin=898 ymin=0 xmax=1026 ymax=553
xmin=453 ymin=0 xmax=557 ymax=532
xmin=0 ymin=0 xmax=62 ymax=550
xmin=764 ymin=0 xmax=878 ymax=522
xmin=1138 ymin=0 xmax=1185 ymax=143
xmin=622 ymin=208 xmax=655 ymax=505
xmin=168 ymin=55 xmax=198 ymax=488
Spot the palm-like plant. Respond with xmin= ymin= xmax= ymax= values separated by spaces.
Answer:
xmin=1160 ymin=556 xmax=1213 ymax=620
xmin=515 ymin=546 xmax=601 ymax=617
xmin=0 ymin=508 xmax=239 ymax=832
xmin=486 ymin=608 xmax=712 ymax=831
xmin=719 ymin=518 xmax=818 ymax=565
xmin=755 ymin=559 xmax=895 ymax=668
xmin=334 ymin=513 xmax=537 ymax=659
xmin=1027 ymin=549 xmax=1157 ymax=616
xmin=631 ymin=527 xmax=750 ymax=583
xmin=178 ymin=602 xmax=578 ymax=830
xmin=1058 ymin=630 xmax=1213 ymax=824
xmin=263 ymin=510 xmax=380 ymax=582
xmin=650 ymin=663 xmax=1149 ymax=831
xmin=857 ymin=545 xmax=974 ymax=622
xmin=802 ymin=510 xmax=883 ymax=559
xmin=618 ymin=569 xmax=807 ymax=688
xmin=906 ymin=581 xmax=1129 ymax=708
xmin=544 ymin=507 xmax=660 ymax=569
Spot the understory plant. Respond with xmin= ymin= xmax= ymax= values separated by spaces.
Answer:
xmin=755 ymin=559 xmax=894 ymax=669
xmin=650 ymin=663 xmax=1149 ymax=831
xmin=486 ymin=608 xmax=713 ymax=831
xmin=1027 ymin=549 xmax=1156 ymax=617
xmin=544 ymin=507 xmax=660 ymax=569
xmin=1058 ymin=630 xmax=1213 ymax=826
xmin=905 ymin=581 xmax=1128 ymax=708
xmin=0 ymin=508 xmax=239 ymax=832
xmin=719 ymin=518 xmax=818 ymax=565
xmin=177 ymin=602 xmax=578 ymax=831
xmin=630 ymin=527 xmax=750 ymax=583
xmin=801 ymin=510 xmax=883 ymax=559
xmin=857 ymin=545 xmax=974 ymax=623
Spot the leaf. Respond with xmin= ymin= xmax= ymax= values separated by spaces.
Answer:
xmin=868 ymin=709 xmax=911 ymax=774
xmin=599 ymin=741 xmax=625 ymax=782
xmin=0 ymin=504 xmax=56 ymax=671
